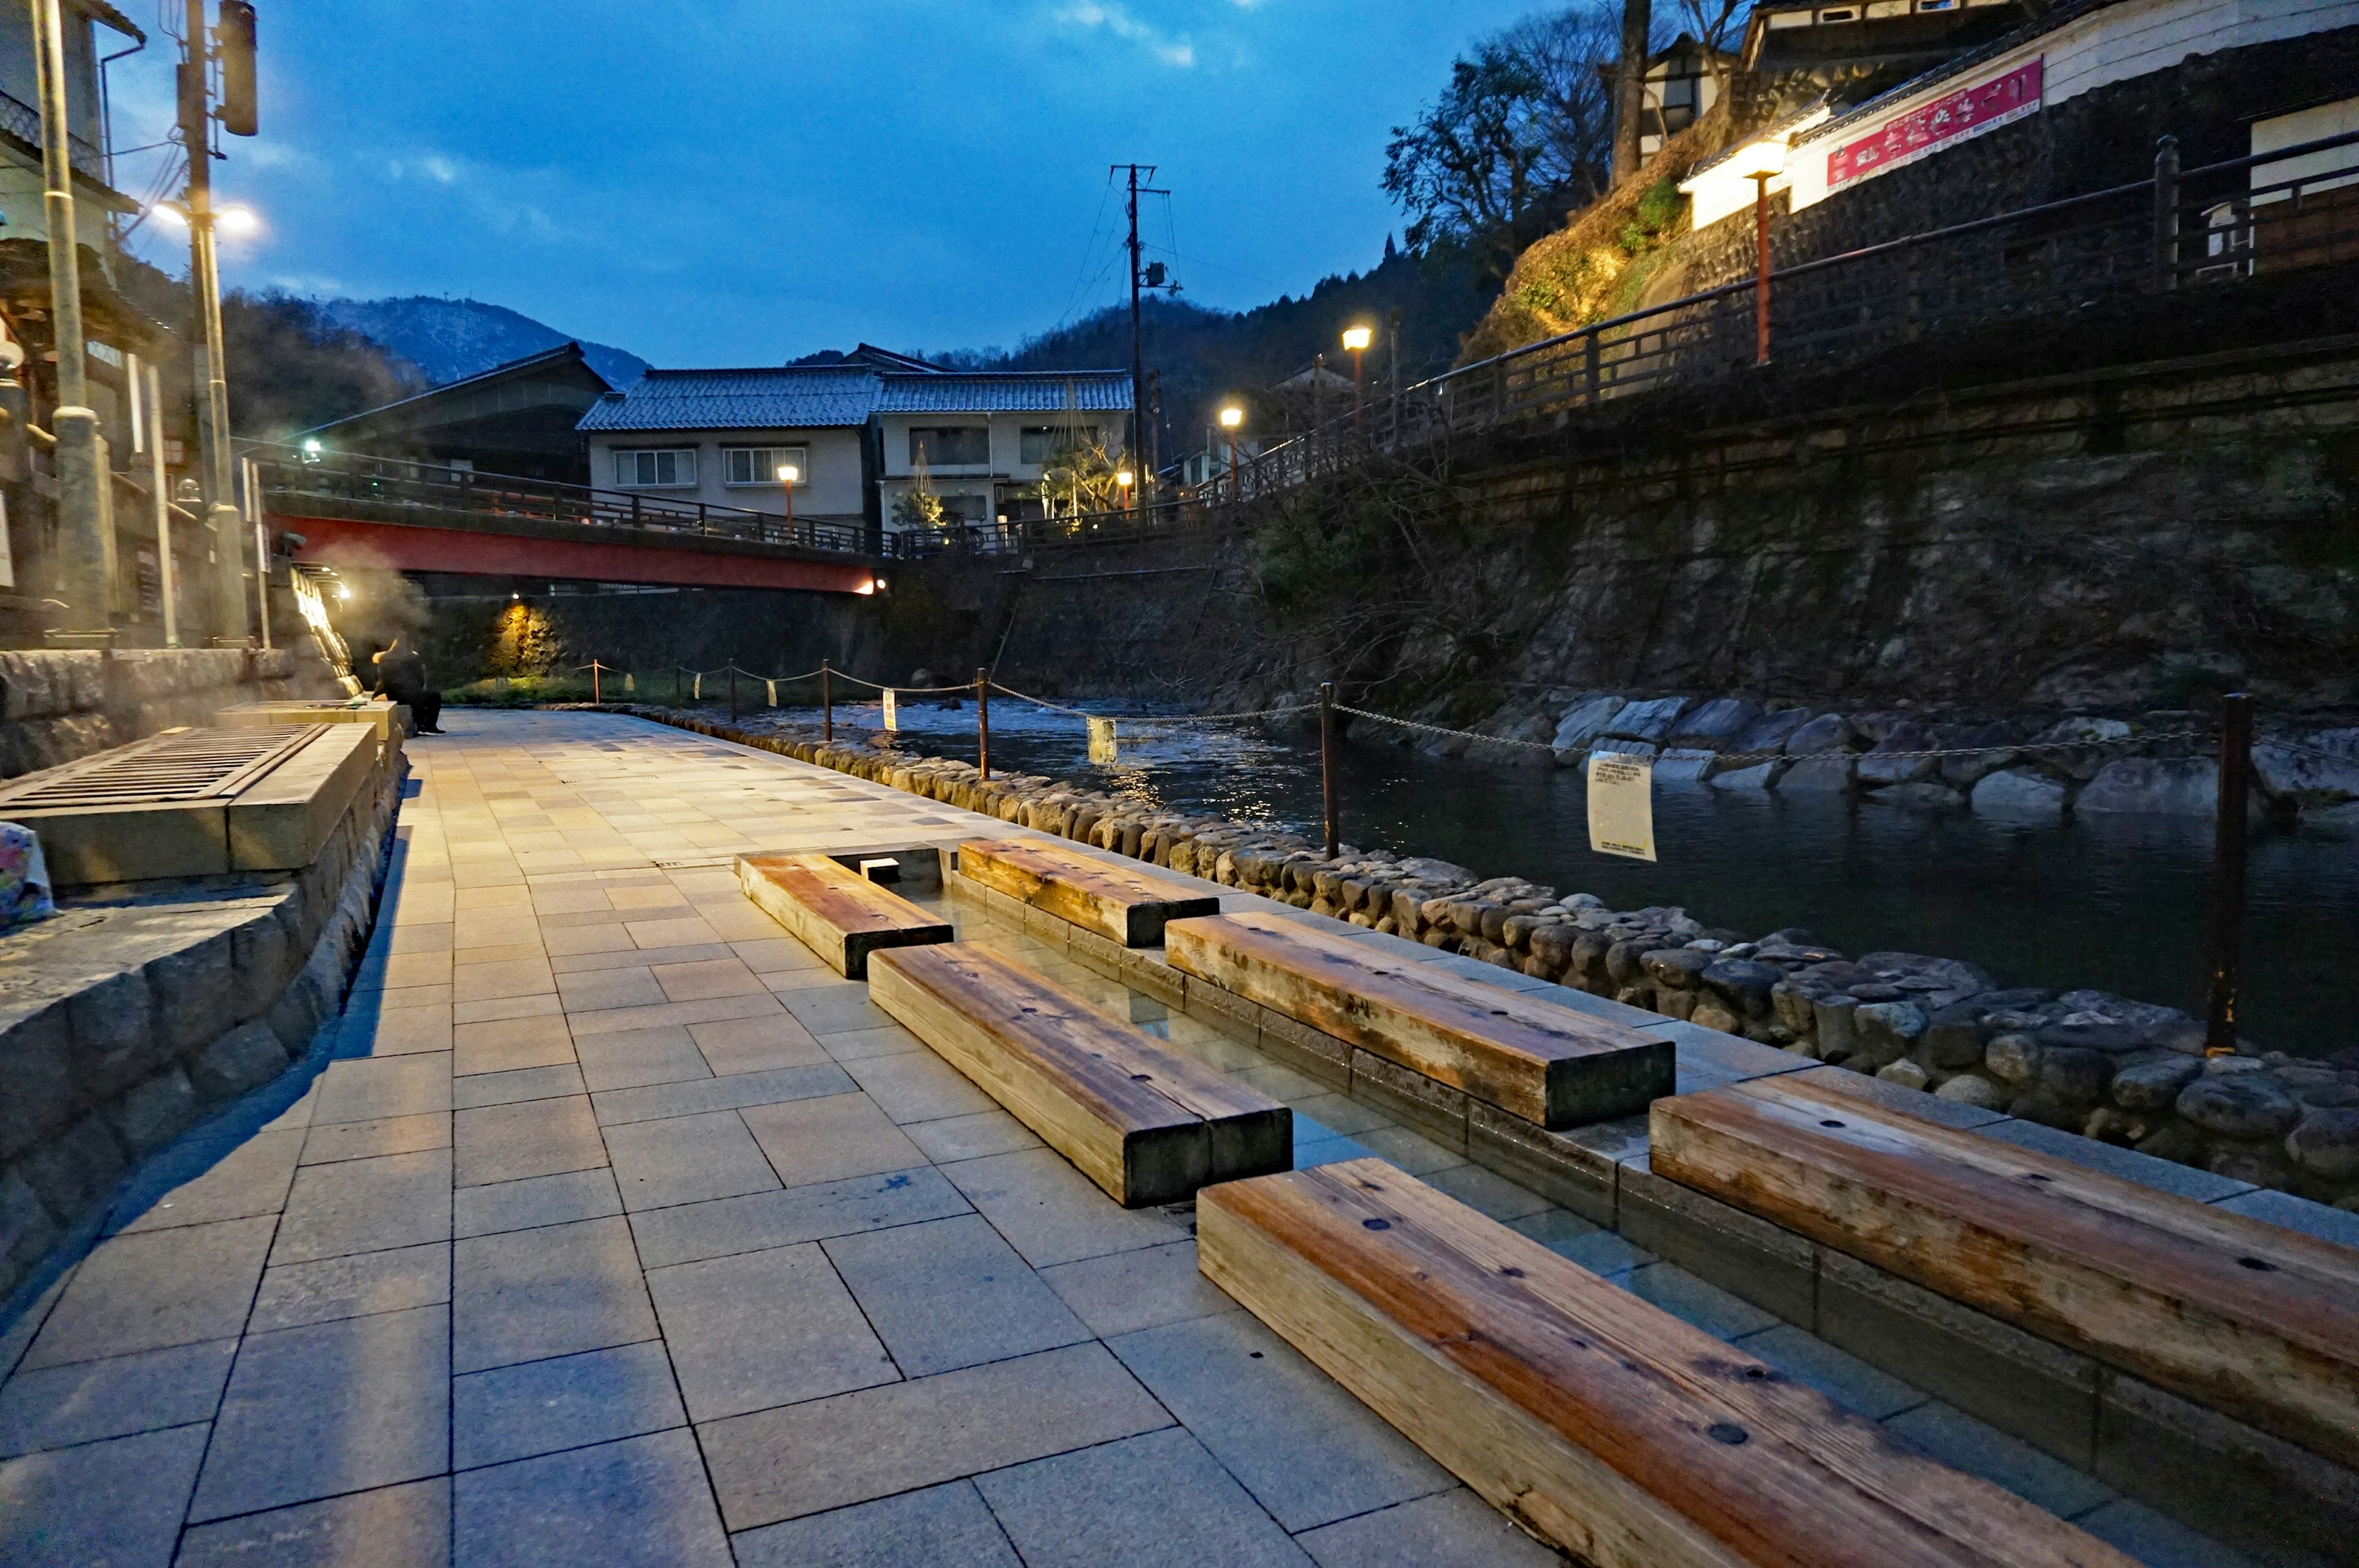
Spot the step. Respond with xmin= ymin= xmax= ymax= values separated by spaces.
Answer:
xmin=1198 ymin=1158 xmax=2135 ymax=1568
xmin=1650 ymin=1071 xmax=2359 ymax=1472
xmin=737 ymin=852 xmax=954 ymax=978
xmin=1165 ymin=910 xmax=1672 ymax=1129
xmin=957 ymin=837 xmax=1220 ymax=947
xmin=868 ymin=943 xmax=1289 ymax=1206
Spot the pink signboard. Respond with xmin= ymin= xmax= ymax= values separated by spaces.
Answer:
xmin=1828 ymin=59 xmax=2043 ymax=189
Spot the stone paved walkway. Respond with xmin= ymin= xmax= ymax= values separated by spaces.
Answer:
xmin=0 ymin=712 xmax=2256 ymax=1566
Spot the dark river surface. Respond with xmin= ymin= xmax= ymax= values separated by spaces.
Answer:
xmin=750 ymin=696 xmax=2359 ymax=1061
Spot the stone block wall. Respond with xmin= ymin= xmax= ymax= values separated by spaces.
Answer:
xmin=0 ymin=642 xmax=346 ymax=780
xmin=0 ymin=735 xmax=405 ymax=1303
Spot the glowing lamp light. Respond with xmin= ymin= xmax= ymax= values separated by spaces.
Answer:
xmin=510 ymin=591 xmax=520 ymax=601
xmin=777 ymin=464 xmax=800 ymax=485
xmin=216 ymin=205 xmax=261 ymax=235
xmin=337 ymin=585 xmax=353 ymax=601
xmin=855 ymin=579 xmax=877 ymax=596
xmin=1341 ymin=325 xmax=1373 ymax=352
xmin=149 ymin=200 xmax=187 ymax=228
xmin=1114 ymin=469 xmax=1135 ymax=488
xmin=301 ymin=437 xmax=323 ymax=456
xmin=1217 ymin=405 xmax=1244 ymax=430
xmin=1732 ymin=139 xmax=1788 ymax=181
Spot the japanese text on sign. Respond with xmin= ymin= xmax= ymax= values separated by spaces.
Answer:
xmin=1828 ymin=59 xmax=2043 ymax=189
xmin=881 ymin=689 xmax=898 ymax=731
xmin=1087 ymin=717 xmax=1118 ymax=765
xmin=1587 ymin=753 xmax=1657 ymax=863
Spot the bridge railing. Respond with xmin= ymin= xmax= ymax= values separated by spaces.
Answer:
xmin=1232 ymin=129 xmax=2359 ymax=491
xmin=256 ymin=450 xmax=877 ymax=556
xmin=880 ymin=497 xmax=1212 ymax=559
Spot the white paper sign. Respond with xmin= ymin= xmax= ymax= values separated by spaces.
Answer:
xmin=1588 ymin=754 xmax=1657 ymax=862
xmin=881 ymin=689 xmax=898 ymax=731
xmin=1087 ymin=716 xmax=1117 ymax=765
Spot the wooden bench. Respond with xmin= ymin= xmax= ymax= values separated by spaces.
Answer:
xmin=737 ymin=852 xmax=953 ymax=978
xmin=958 ymin=837 xmax=1220 ymax=947
xmin=1651 ymin=1072 xmax=2359 ymax=1470
xmin=1165 ymin=910 xmax=1672 ymax=1129
xmin=1199 ymin=1158 xmax=2132 ymax=1568
xmin=868 ymin=943 xmax=1289 ymax=1206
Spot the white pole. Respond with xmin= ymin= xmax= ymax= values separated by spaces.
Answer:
xmin=147 ymin=361 xmax=177 ymax=647
xmin=246 ymin=458 xmax=271 ymax=649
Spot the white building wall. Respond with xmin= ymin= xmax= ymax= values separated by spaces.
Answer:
xmin=585 ymin=427 xmax=866 ymax=519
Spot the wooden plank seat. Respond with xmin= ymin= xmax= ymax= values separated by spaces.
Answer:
xmin=1200 ymin=1158 xmax=2135 ymax=1568
xmin=1165 ymin=910 xmax=1672 ymax=1129
xmin=1651 ymin=1072 xmax=2359 ymax=1470
xmin=737 ymin=852 xmax=953 ymax=978
xmin=868 ymin=943 xmax=1289 ymax=1206
xmin=957 ymin=837 xmax=1220 ymax=947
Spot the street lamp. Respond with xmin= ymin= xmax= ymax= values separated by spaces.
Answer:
xmin=1341 ymin=324 xmax=1372 ymax=441
xmin=1114 ymin=468 xmax=1135 ymax=515
xmin=1731 ymin=139 xmax=1787 ymax=365
xmin=1217 ymin=404 xmax=1244 ymax=504
xmin=776 ymin=462 xmax=799 ymax=524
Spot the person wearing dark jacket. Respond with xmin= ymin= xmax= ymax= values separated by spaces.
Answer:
xmin=371 ymin=634 xmax=444 ymax=735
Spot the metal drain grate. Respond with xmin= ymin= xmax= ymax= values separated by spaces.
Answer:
xmin=0 ymin=724 xmax=329 ymax=808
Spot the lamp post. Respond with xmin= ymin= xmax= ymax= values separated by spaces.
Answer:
xmin=1217 ymin=404 xmax=1243 ymax=504
xmin=776 ymin=462 xmax=799 ymax=525
xmin=1114 ymin=467 xmax=1135 ymax=515
xmin=1341 ymin=324 xmax=1372 ymax=443
xmin=1732 ymin=139 xmax=1787 ymax=367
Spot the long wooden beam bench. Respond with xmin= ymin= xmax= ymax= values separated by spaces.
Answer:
xmin=1199 ymin=1158 xmax=2133 ymax=1568
xmin=869 ymin=943 xmax=1290 ymax=1206
xmin=1165 ymin=910 xmax=1672 ymax=1129
xmin=1650 ymin=1072 xmax=2359 ymax=1471
xmin=737 ymin=852 xmax=953 ymax=978
xmin=958 ymin=837 xmax=1220 ymax=947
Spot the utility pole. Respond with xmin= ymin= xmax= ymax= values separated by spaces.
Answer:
xmin=33 ymin=0 xmax=114 ymax=640
xmin=1112 ymin=163 xmax=1173 ymax=504
xmin=181 ymin=0 xmax=259 ymax=644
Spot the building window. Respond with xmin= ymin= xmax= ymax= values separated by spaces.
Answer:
xmin=612 ymin=448 xmax=697 ymax=488
xmin=1018 ymin=426 xmax=1102 ymax=465
xmin=722 ymin=446 xmax=809 ymax=485
xmin=909 ymin=427 xmax=990 ymax=466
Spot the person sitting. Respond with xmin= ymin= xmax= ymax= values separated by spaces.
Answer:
xmin=371 ymin=634 xmax=445 ymax=735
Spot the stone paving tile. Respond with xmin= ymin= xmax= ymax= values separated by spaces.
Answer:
xmin=565 ymin=993 xmax=787 ymax=1037
xmin=2074 ymin=1498 xmax=2269 ymax=1568
xmin=314 ymin=1053 xmax=453 ymax=1124
xmin=1350 ymin=1125 xmax=1466 ymax=1176
xmin=0 ymin=1336 xmax=235 ymax=1457
xmin=272 ymin=1149 xmax=454 ymax=1266
xmin=818 ymin=1022 xmax=928 ymax=1062
xmin=741 ymin=1092 xmax=927 ymax=1190
xmin=1620 ymin=1262 xmax=1778 ymax=1342
xmin=1418 ymin=1161 xmax=1557 ymax=1223
xmin=902 ymin=1108 xmax=1044 ymax=1164
xmin=1038 ymin=1239 xmax=1238 ymax=1340
xmin=730 ymin=937 xmax=827 ymax=976
xmin=824 ymin=1215 xmax=1090 ymax=1377
xmin=695 ymin=1341 xmax=1171 ymax=1532
xmin=453 ymin=1168 xmax=624 ymax=1240
xmin=592 ymin=1063 xmax=856 ymax=1127
xmin=573 ymin=1024 xmax=714 ymax=1091
xmin=453 ymin=1215 xmax=659 ymax=1375
xmin=453 ymin=1096 xmax=608 ymax=1187
xmin=300 ymin=1110 xmax=451 ymax=1166
xmin=1294 ymin=1487 xmax=1567 ymax=1568
xmin=0 ymin=1422 xmax=211 ymax=1567
xmin=689 ymin=1012 xmax=828 ymax=1075
xmin=557 ymin=966 xmax=670 ymax=1012
xmin=976 ymin=1426 xmax=1310 ymax=1567
xmin=340 ymin=1001 xmax=455 ymax=1056
xmin=941 ymin=1148 xmax=1189 ymax=1269
xmin=842 ymin=1051 xmax=1000 ymax=1125
xmin=21 ymin=1217 xmax=276 ymax=1369
xmin=1737 ymin=1322 xmax=1928 ymax=1421
xmin=453 ymin=993 xmax=565 ymax=1025
xmin=177 ymin=1476 xmax=452 ymax=1568
xmin=730 ymin=1478 xmax=1022 ymax=1568
xmin=785 ymin=986 xmax=901 ymax=1038
xmin=189 ymin=1304 xmax=449 ymax=1522
xmin=654 ymin=956 xmax=770 ymax=1002
xmin=248 ymin=1241 xmax=452 ymax=1333
xmin=452 ymin=958 xmax=557 ymax=1002
xmin=1884 ymin=1400 xmax=2116 ymax=1519
xmin=604 ymin=1110 xmax=783 ymax=1213
xmin=647 ymin=1242 xmax=898 ymax=1421
xmin=108 ymin=1128 xmax=305 ymax=1236
xmin=1107 ymin=1311 xmax=1450 ymax=1532
xmin=452 ymin=1013 xmax=576 ymax=1077
xmin=451 ymin=1063 xmax=587 ymax=1109
xmin=453 ymin=1429 xmax=732 ymax=1568
xmin=542 ymin=922 xmax=641 ymax=958
xmin=628 ymin=1166 xmax=972 ymax=1269
xmin=453 ymin=1340 xmax=686 ymax=1471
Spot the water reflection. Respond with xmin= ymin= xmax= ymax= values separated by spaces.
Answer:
xmin=759 ymin=698 xmax=2358 ymax=1059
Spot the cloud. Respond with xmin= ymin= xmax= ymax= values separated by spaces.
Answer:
xmin=386 ymin=153 xmax=461 ymax=185
xmin=1053 ymin=2 xmax=1195 ymax=66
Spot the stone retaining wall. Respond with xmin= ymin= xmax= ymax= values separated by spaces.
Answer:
xmin=0 ymin=642 xmax=348 ymax=781
xmin=0 ymin=735 xmax=407 ymax=1303
xmin=620 ymin=704 xmax=2359 ymax=1213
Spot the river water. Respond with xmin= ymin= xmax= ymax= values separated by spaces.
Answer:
xmin=745 ymin=696 xmax=2359 ymax=1061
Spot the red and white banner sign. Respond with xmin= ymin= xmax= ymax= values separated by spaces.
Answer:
xmin=1828 ymin=58 xmax=2043 ymax=189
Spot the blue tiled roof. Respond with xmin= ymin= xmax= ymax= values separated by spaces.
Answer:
xmin=576 ymin=367 xmax=882 ymax=432
xmin=877 ymin=372 xmax=1132 ymax=414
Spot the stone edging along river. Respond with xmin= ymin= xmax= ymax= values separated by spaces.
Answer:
xmin=593 ymin=703 xmax=2359 ymax=1213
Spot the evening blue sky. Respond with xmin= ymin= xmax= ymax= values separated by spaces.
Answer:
xmin=105 ymin=1 xmax=1541 ymax=366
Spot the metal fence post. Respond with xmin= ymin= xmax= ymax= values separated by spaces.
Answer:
xmin=1320 ymin=682 xmax=1339 ymax=860
xmin=976 ymin=667 xmax=991 ymax=780
xmin=2153 ymin=134 xmax=2181 ymax=292
xmin=729 ymin=664 xmax=738 ymax=724
xmin=821 ymin=659 xmax=833 ymax=743
xmin=2204 ymin=692 xmax=2252 ymax=1056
